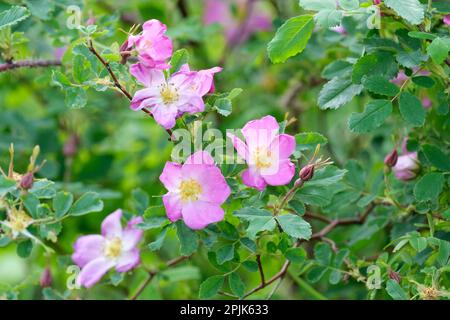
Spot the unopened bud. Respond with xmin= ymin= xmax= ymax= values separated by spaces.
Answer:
xmin=40 ymin=267 xmax=53 ymax=288
xmin=120 ymin=39 xmax=131 ymax=65
xmin=20 ymin=171 xmax=34 ymax=190
xmin=299 ymin=164 xmax=314 ymax=182
xmin=384 ymin=149 xmax=398 ymax=167
xmin=388 ymin=270 xmax=401 ymax=283
xmin=63 ymin=134 xmax=79 ymax=157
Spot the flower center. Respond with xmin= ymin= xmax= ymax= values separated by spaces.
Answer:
xmin=9 ymin=210 xmax=32 ymax=233
xmin=104 ymin=237 xmax=123 ymax=259
xmin=142 ymin=39 xmax=152 ymax=50
xmin=179 ymin=178 xmax=202 ymax=202
xmin=160 ymin=84 xmax=179 ymax=105
xmin=253 ymin=147 xmax=273 ymax=169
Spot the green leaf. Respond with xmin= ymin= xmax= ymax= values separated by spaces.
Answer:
xmin=307 ymin=166 xmax=347 ymax=187
xmin=396 ymin=50 xmax=427 ymax=69
xmin=285 ymin=247 xmax=307 ymax=263
xmin=24 ymin=0 xmax=54 ymax=20
xmin=53 ymin=191 xmax=73 ymax=218
xmin=318 ymin=77 xmax=362 ymax=110
xmin=295 ymin=185 xmax=334 ymax=206
xmin=384 ymin=0 xmax=424 ymax=25
xmin=176 ymin=221 xmax=198 ymax=256
xmin=277 ymin=214 xmax=312 ymax=240
xmin=362 ymin=76 xmax=399 ymax=96
xmin=170 ymin=49 xmax=189 ymax=73
xmin=348 ymin=100 xmax=393 ymax=133
xmin=408 ymin=31 xmax=436 ymax=41
xmin=148 ymin=226 xmax=168 ymax=251
xmin=352 ymin=53 xmax=398 ymax=84
xmin=267 ymin=15 xmax=315 ymax=64
xmin=199 ymin=275 xmax=224 ymax=299
xmin=228 ymin=273 xmax=245 ymax=298
xmin=42 ymin=288 xmax=64 ymax=300
xmin=69 ymin=192 xmax=103 ymax=216
xmin=17 ymin=240 xmax=33 ymax=258
xmin=138 ymin=216 xmax=169 ymax=230
xmin=409 ymin=233 xmax=427 ymax=252
xmin=427 ymin=37 xmax=450 ymax=65
xmin=315 ymin=10 xmax=343 ymax=28
xmin=437 ymin=240 xmax=450 ymax=266
xmin=234 ymin=207 xmax=276 ymax=238
xmin=213 ymin=98 xmax=232 ymax=116
xmin=386 ymin=279 xmax=408 ymax=300
xmin=412 ymin=76 xmax=435 ymax=88
xmin=399 ymin=92 xmax=426 ymax=127
xmin=314 ymin=242 xmax=332 ymax=265
xmin=216 ymin=244 xmax=235 ymax=265
xmin=131 ymin=188 xmax=149 ymax=215
xmin=421 ymin=144 xmax=450 ymax=171
xmin=299 ymin=0 xmax=336 ymax=10
xmin=65 ymin=87 xmax=87 ymax=109
xmin=339 ymin=0 xmax=359 ymax=10
xmin=414 ymin=173 xmax=444 ymax=202
xmin=295 ymin=132 xmax=328 ymax=151
xmin=0 ymin=6 xmax=30 ymax=30
xmin=321 ymin=60 xmax=353 ymax=80
xmin=0 ymin=176 xmax=16 ymax=197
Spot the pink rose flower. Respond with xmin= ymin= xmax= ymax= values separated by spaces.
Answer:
xmin=227 ymin=115 xmax=296 ymax=191
xmin=203 ymin=0 xmax=272 ymax=46
xmin=72 ymin=210 xmax=143 ymax=288
xmin=392 ymin=140 xmax=420 ymax=181
xmin=391 ymin=70 xmax=408 ymax=86
xmin=130 ymin=63 xmax=221 ymax=129
xmin=127 ymin=19 xmax=173 ymax=70
xmin=331 ymin=25 xmax=346 ymax=35
xmin=159 ymin=151 xmax=231 ymax=230
xmin=374 ymin=0 xmax=382 ymax=4
xmin=444 ymin=15 xmax=450 ymax=26
xmin=422 ymin=96 xmax=432 ymax=109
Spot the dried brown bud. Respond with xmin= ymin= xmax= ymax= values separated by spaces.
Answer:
xmin=19 ymin=171 xmax=34 ymax=190
xmin=40 ymin=267 xmax=53 ymax=288
xmin=384 ymin=149 xmax=398 ymax=167
xmin=388 ymin=270 xmax=401 ymax=283
xmin=299 ymin=164 xmax=314 ymax=182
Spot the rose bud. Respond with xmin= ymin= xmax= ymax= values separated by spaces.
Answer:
xmin=384 ymin=149 xmax=398 ymax=168
xmin=299 ymin=164 xmax=314 ymax=182
xmin=40 ymin=267 xmax=53 ymax=288
xmin=388 ymin=270 xmax=401 ymax=283
xmin=120 ymin=39 xmax=131 ymax=65
xmin=392 ymin=140 xmax=420 ymax=181
xmin=19 ymin=171 xmax=34 ymax=190
xmin=63 ymin=134 xmax=79 ymax=157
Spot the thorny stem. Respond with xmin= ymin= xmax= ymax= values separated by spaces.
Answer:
xmin=130 ymin=255 xmax=190 ymax=300
xmin=86 ymin=40 xmax=174 ymax=140
xmin=0 ymin=59 xmax=61 ymax=72
xmin=242 ymin=201 xmax=380 ymax=299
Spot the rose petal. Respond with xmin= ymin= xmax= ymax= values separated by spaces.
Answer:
xmin=181 ymin=201 xmax=225 ymax=230
xmin=76 ymin=257 xmax=115 ymax=288
xmin=101 ymin=209 xmax=123 ymax=238
xmin=72 ymin=235 xmax=105 ymax=268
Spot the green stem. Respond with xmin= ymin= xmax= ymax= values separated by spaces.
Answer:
xmin=287 ymin=269 xmax=327 ymax=300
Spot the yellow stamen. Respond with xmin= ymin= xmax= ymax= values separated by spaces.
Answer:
xmin=9 ymin=209 xmax=33 ymax=234
xmin=253 ymin=147 xmax=273 ymax=169
xmin=179 ymin=179 xmax=202 ymax=202
xmin=104 ymin=237 xmax=123 ymax=259
xmin=160 ymin=84 xmax=179 ymax=105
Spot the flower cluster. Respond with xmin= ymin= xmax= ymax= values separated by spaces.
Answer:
xmin=126 ymin=19 xmax=221 ymax=129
